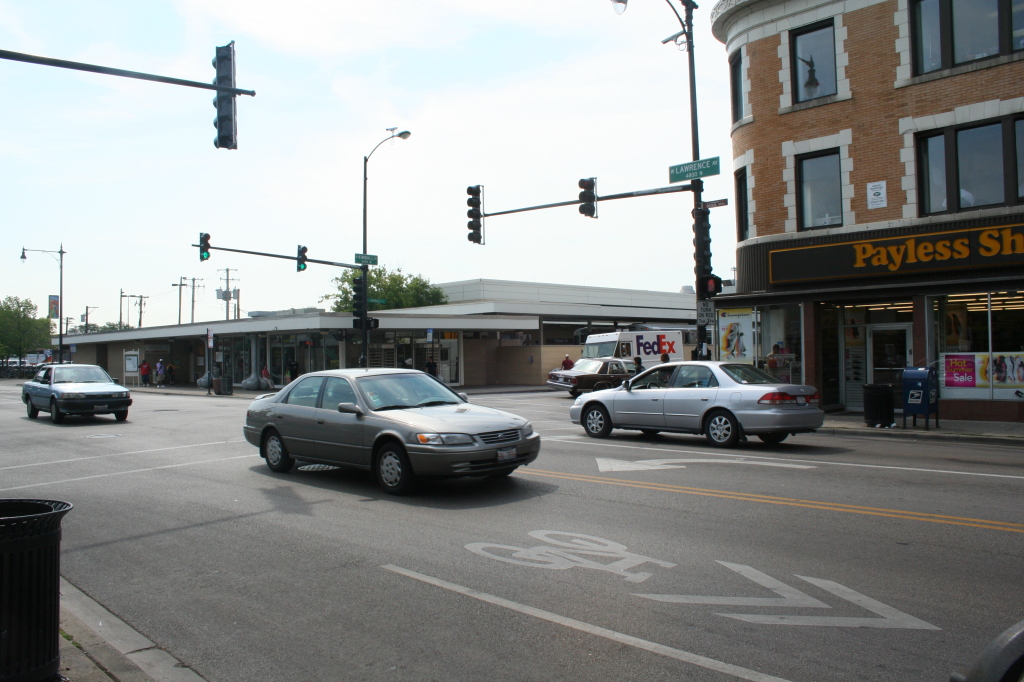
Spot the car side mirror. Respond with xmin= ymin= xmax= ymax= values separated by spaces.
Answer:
xmin=337 ymin=402 xmax=364 ymax=416
xmin=113 ymin=378 xmax=121 ymax=384
xmin=458 ymin=392 xmax=469 ymax=402
xmin=623 ymin=380 xmax=631 ymax=391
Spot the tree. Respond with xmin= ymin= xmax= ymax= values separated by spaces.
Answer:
xmin=99 ymin=321 xmax=134 ymax=332
xmin=0 ymin=297 xmax=53 ymax=362
xmin=322 ymin=266 xmax=447 ymax=312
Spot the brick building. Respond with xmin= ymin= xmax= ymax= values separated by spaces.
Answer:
xmin=710 ymin=0 xmax=1024 ymax=420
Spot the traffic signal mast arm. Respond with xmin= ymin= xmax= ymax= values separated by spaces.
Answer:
xmin=190 ymin=242 xmax=363 ymax=270
xmin=480 ymin=182 xmax=693 ymax=218
xmin=0 ymin=48 xmax=256 ymax=96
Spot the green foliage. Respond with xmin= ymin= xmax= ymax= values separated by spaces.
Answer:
xmin=0 ymin=297 xmax=53 ymax=360
xmin=99 ymin=321 xmax=133 ymax=332
xmin=322 ymin=266 xmax=447 ymax=313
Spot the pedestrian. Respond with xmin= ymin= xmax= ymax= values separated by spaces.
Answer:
xmin=260 ymin=364 xmax=270 ymax=380
xmin=425 ymin=355 xmax=438 ymax=378
xmin=632 ymin=356 xmax=645 ymax=375
xmin=165 ymin=362 xmax=175 ymax=385
xmin=155 ymin=359 xmax=165 ymax=388
xmin=139 ymin=360 xmax=151 ymax=386
xmin=287 ymin=359 xmax=300 ymax=383
xmin=660 ymin=353 xmax=670 ymax=364
xmin=561 ymin=354 xmax=575 ymax=370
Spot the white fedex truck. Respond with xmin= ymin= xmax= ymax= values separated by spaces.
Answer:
xmin=581 ymin=330 xmax=690 ymax=367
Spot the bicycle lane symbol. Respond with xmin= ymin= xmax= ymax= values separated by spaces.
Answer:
xmin=465 ymin=530 xmax=676 ymax=583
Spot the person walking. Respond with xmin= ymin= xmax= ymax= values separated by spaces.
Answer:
xmin=139 ymin=360 xmax=151 ymax=386
xmin=561 ymin=354 xmax=575 ymax=370
xmin=165 ymin=362 xmax=175 ymax=385
xmin=660 ymin=353 xmax=670 ymax=364
xmin=425 ymin=356 xmax=439 ymax=378
xmin=632 ymin=356 xmax=645 ymax=375
xmin=287 ymin=359 xmax=300 ymax=384
xmin=155 ymin=359 xmax=165 ymax=388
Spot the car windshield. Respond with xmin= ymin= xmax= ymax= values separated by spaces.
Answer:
xmin=582 ymin=342 xmax=616 ymax=358
xmin=52 ymin=366 xmax=112 ymax=384
xmin=570 ymin=359 xmax=603 ymax=373
xmin=719 ymin=364 xmax=783 ymax=384
xmin=357 ymin=373 xmax=463 ymax=411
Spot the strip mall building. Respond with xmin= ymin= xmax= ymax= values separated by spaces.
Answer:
xmin=710 ymin=0 xmax=1024 ymax=420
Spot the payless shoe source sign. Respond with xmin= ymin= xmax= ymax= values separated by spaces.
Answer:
xmin=769 ymin=223 xmax=1024 ymax=284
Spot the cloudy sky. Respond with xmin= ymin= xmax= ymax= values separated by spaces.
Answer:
xmin=1 ymin=0 xmax=737 ymax=330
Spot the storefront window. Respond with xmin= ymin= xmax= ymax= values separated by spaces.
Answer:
xmin=758 ymin=304 xmax=803 ymax=384
xmin=935 ymin=292 xmax=1023 ymax=399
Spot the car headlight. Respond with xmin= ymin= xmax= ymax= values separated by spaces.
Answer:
xmin=416 ymin=433 xmax=475 ymax=445
xmin=573 ymin=396 xmax=583 ymax=405
xmin=119 ymin=392 xmax=130 ymax=398
xmin=63 ymin=393 xmax=85 ymax=399
xmin=520 ymin=423 xmax=533 ymax=438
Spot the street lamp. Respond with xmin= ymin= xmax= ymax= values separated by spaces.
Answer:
xmin=359 ymin=127 xmax=411 ymax=364
xmin=21 ymin=244 xmax=66 ymax=363
xmin=611 ymin=0 xmax=709 ymax=358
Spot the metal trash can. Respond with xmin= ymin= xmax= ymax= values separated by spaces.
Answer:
xmin=0 ymin=499 xmax=73 ymax=682
xmin=862 ymin=384 xmax=894 ymax=427
xmin=212 ymin=377 xmax=222 ymax=395
xmin=220 ymin=376 xmax=233 ymax=395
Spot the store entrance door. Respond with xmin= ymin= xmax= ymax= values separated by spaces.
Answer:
xmin=867 ymin=325 xmax=912 ymax=405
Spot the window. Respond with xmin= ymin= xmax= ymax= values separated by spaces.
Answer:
xmin=729 ymin=51 xmax=744 ymax=122
xmin=671 ymin=366 xmax=719 ymax=388
xmin=797 ymin=150 xmax=843 ymax=229
xmin=321 ymin=377 xmax=357 ymax=411
xmin=917 ymin=116 xmax=1023 ymax=215
xmin=791 ymin=21 xmax=837 ymax=102
xmin=735 ymin=168 xmax=749 ymax=241
xmin=911 ymin=0 xmax=1023 ymax=75
xmin=284 ymin=376 xmax=324 ymax=407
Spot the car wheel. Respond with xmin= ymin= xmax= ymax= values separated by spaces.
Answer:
xmin=640 ymin=429 xmax=660 ymax=437
xmin=593 ymin=382 xmax=610 ymax=391
xmin=114 ymin=411 xmax=129 ymax=422
xmin=568 ymin=389 xmax=579 ymax=398
xmin=375 ymin=442 xmax=417 ymax=495
xmin=705 ymin=410 xmax=739 ymax=448
xmin=262 ymin=430 xmax=294 ymax=473
xmin=758 ymin=432 xmax=788 ymax=445
xmin=582 ymin=404 xmax=612 ymax=438
xmin=26 ymin=401 xmax=38 ymax=419
xmin=49 ymin=399 xmax=64 ymax=424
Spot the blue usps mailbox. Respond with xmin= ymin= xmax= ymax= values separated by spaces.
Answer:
xmin=902 ymin=367 xmax=939 ymax=429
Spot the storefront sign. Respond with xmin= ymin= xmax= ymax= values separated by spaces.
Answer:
xmin=769 ymin=222 xmax=1024 ymax=284
xmin=717 ymin=308 xmax=754 ymax=364
xmin=942 ymin=353 xmax=1024 ymax=388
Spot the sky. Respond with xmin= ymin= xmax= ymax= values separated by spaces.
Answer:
xmin=1 ymin=0 xmax=737 ymax=331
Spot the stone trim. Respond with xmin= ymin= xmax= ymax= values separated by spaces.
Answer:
xmin=897 ymin=96 xmax=1024 ymax=219
xmin=778 ymin=15 xmax=849 ymax=110
xmin=781 ymin=129 xmax=854 ymax=232
xmin=733 ymin=149 xmax=757 ymax=239
xmin=718 ymin=0 xmax=886 ymax=53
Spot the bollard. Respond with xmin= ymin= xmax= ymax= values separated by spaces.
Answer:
xmin=0 ymin=499 xmax=73 ymax=682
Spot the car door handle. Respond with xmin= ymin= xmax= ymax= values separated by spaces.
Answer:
xmin=701 ymin=398 xmax=709 ymax=401
xmin=315 ymin=419 xmax=325 ymax=424
xmin=275 ymin=414 xmax=284 ymax=420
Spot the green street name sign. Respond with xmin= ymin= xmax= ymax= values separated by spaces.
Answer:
xmin=354 ymin=253 xmax=378 ymax=265
xmin=669 ymin=157 xmax=720 ymax=183
xmin=368 ymin=298 xmax=386 ymax=304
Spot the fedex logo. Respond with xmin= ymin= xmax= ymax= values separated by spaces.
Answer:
xmin=634 ymin=334 xmax=676 ymax=356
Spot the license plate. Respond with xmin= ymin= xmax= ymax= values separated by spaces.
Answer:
xmin=94 ymin=404 xmax=108 ymax=410
xmin=796 ymin=396 xmax=806 ymax=405
xmin=497 ymin=447 xmax=517 ymax=462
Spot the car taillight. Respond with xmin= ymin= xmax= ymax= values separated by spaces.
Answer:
xmin=808 ymin=392 xmax=820 ymax=404
xmin=548 ymin=374 xmax=555 ymax=380
xmin=570 ymin=377 xmax=577 ymax=384
xmin=758 ymin=392 xmax=798 ymax=405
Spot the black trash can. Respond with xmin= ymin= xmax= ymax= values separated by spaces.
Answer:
xmin=0 ymin=499 xmax=73 ymax=682
xmin=220 ymin=376 xmax=233 ymax=395
xmin=863 ymin=384 xmax=894 ymax=427
xmin=212 ymin=377 xmax=222 ymax=395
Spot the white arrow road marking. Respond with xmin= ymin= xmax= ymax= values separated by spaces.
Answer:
xmin=636 ymin=561 xmax=829 ymax=607
xmin=721 ymin=576 xmax=940 ymax=629
xmin=596 ymin=457 xmax=816 ymax=472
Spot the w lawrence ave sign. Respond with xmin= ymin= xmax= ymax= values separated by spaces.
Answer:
xmin=669 ymin=157 xmax=720 ymax=183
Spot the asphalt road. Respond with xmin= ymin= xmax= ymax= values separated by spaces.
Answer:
xmin=2 ymin=381 xmax=1022 ymax=682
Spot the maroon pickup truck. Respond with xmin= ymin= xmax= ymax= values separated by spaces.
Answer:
xmin=546 ymin=357 xmax=633 ymax=397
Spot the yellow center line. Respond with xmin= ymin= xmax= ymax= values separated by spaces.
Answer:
xmin=520 ymin=469 xmax=1024 ymax=534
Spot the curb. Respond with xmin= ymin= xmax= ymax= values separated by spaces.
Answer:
xmin=818 ymin=424 xmax=1024 ymax=446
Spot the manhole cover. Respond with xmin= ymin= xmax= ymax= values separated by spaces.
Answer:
xmin=298 ymin=464 xmax=340 ymax=472
xmin=86 ymin=434 xmax=122 ymax=439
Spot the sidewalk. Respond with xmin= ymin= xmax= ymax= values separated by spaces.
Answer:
xmin=819 ymin=411 xmax=1024 ymax=444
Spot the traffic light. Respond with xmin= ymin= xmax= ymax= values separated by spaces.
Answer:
xmin=296 ymin=245 xmax=308 ymax=272
xmin=199 ymin=233 xmax=212 ymax=262
xmin=368 ymin=318 xmax=380 ymax=329
xmin=352 ymin=270 xmax=367 ymax=328
xmin=705 ymin=274 xmax=723 ymax=298
xmin=578 ymin=178 xmax=597 ymax=218
xmin=692 ymin=207 xmax=713 ymax=280
xmin=467 ymin=185 xmax=484 ymax=244
xmin=212 ymin=41 xmax=237 ymax=150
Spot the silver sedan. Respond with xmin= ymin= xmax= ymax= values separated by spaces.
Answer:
xmin=244 ymin=368 xmax=540 ymax=494
xmin=568 ymin=361 xmax=823 ymax=447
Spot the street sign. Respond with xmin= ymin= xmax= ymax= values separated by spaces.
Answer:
xmin=697 ymin=300 xmax=715 ymax=325
xmin=354 ymin=253 xmax=378 ymax=265
xmin=670 ymin=157 xmax=720 ymax=183
xmin=702 ymin=198 xmax=729 ymax=209
xmin=207 ymin=328 xmax=214 ymax=348
xmin=368 ymin=298 xmax=386 ymax=304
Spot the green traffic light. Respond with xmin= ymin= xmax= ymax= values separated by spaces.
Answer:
xmin=298 ymin=262 xmax=306 ymax=271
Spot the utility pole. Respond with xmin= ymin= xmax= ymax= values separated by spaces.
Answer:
xmin=218 ymin=268 xmax=236 ymax=321
xmin=171 ymin=276 xmax=187 ymax=325
xmin=191 ymin=278 xmax=203 ymax=324
xmin=82 ymin=306 xmax=99 ymax=333
xmin=119 ymin=288 xmax=124 ymax=327
xmin=134 ymin=295 xmax=149 ymax=328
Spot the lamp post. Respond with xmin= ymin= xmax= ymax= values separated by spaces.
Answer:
xmin=360 ymin=127 xmax=410 ymax=363
xmin=21 ymin=244 xmax=66 ymax=362
xmin=611 ymin=0 xmax=710 ymax=358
